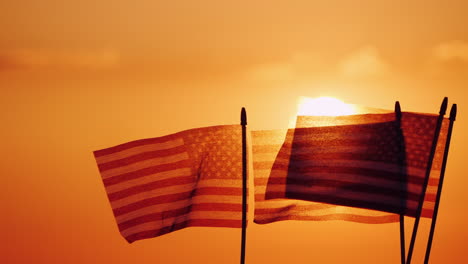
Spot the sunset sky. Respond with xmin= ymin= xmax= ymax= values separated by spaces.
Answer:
xmin=2 ymin=1 xmax=467 ymax=263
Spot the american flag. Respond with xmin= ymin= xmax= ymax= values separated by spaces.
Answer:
xmin=94 ymin=125 xmax=243 ymax=243
xmin=253 ymin=112 xmax=448 ymax=224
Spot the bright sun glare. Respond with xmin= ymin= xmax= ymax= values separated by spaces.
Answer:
xmin=297 ymin=96 xmax=356 ymax=116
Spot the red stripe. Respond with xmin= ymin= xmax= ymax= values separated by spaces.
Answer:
xmin=285 ymin=166 xmax=408 ymax=183
xmin=284 ymin=179 xmax=419 ymax=202
xmin=118 ymin=203 xmax=242 ymax=231
xmin=113 ymin=187 xmax=243 ymax=217
xmin=195 ymin=187 xmax=242 ymax=196
xmin=285 ymin=192 xmax=406 ymax=215
xmin=280 ymin=152 xmax=400 ymax=164
xmin=191 ymin=203 xmax=242 ymax=212
xmin=103 ymin=159 xmax=192 ymax=186
xmin=254 ymin=204 xmax=333 ymax=215
xmin=97 ymin=145 xmax=187 ymax=172
xmin=119 ymin=206 xmax=191 ymax=231
xmin=292 ymin=121 xmax=397 ymax=136
xmin=255 ymin=165 xmax=439 ymax=187
xmin=291 ymin=138 xmax=398 ymax=148
xmin=254 ymin=214 xmax=400 ymax=225
xmin=187 ymin=218 xmax=242 ymax=228
xmin=113 ymin=191 xmax=193 ymax=216
xmin=108 ymin=176 xmax=195 ymax=201
xmin=94 ymin=133 xmax=181 ymax=157
xmin=264 ymin=176 xmax=435 ymax=202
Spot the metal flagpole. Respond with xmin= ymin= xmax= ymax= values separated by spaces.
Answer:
xmin=395 ymin=101 xmax=406 ymax=264
xmin=240 ymin=107 xmax=248 ymax=264
xmin=406 ymin=97 xmax=448 ymax=264
xmin=424 ymin=104 xmax=457 ymax=263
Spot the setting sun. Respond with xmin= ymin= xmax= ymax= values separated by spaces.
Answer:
xmin=297 ymin=96 xmax=356 ymax=116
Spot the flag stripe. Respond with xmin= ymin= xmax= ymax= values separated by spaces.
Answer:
xmin=103 ymin=159 xmax=192 ymax=186
xmin=100 ymin=152 xmax=190 ymax=179
xmin=255 ymin=172 xmax=438 ymax=192
xmin=255 ymin=214 xmax=400 ymax=224
xmin=254 ymin=206 xmax=434 ymax=222
xmin=111 ymin=182 xmax=242 ymax=210
xmin=97 ymin=145 xmax=187 ymax=172
xmin=95 ymin=137 xmax=184 ymax=162
xmin=105 ymin=168 xmax=192 ymax=194
xmin=258 ymin=177 xmax=437 ymax=203
xmin=118 ymin=203 xmax=242 ymax=231
xmin=108 ymin=175 xmax=195 ymax=201
xmin=121 ymin=211 xmax=242 ymax=237
xmin=113 ymin=186 xmax=244 ymax=218
xmin=116 ymin=195 xmax=242 ymax=223
xmin=253 ymin=160 xmax=440 ymax=186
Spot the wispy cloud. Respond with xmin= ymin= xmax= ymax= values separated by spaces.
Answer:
xmin=432 ymin=41 xmax=468 ymax=62
xmin=338 ymin=46 xmax=389 ymax=77
xmin=245 ymin=52 xmax=328 ymax=82
xmin=246 ymin=46 xmax=390 ymax=83
xmin=247 ymin=62 xmax=295 ymax=81
xmin=0 ymin=49 xmax=120 ymax=71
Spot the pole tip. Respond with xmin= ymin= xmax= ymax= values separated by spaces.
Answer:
xmin=449 ymin=104 xmax=457 ymax=121
xmin=395 ymin=101 xmax=402 ymax=120
xmin=440 ymin=97 xmax=448 ymax=115
xmin=241 ymin=107 xmax=247 ymax=125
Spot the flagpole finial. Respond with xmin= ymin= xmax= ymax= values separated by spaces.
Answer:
xmin=450 ymin=104 xmax=457 ymax=121
xmin=440 ymin=97 xmax=448 ymax=115
xmin=241 ymin=107 xmax=247 ymax=126
xmin=395 ymin=101 xmax=402 ymax=121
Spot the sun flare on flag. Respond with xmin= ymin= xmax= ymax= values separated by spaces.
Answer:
xmin=288 ymin=96 xmax=357 ymax=128
xmin=297 ymin=96 xmax=356 ymax=116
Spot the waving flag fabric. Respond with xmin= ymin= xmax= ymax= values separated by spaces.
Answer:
xmin=94 ymin=125 xmax=243 ymax=243
xmin=253 ymin=112 xmax=448 ymax=224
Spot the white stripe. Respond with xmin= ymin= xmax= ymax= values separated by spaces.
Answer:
xmin=255 ymin=184 xmax=437 ymax=200
xmin=101 ymin=152 xmax=190 ymax=179
xmin=284 ymin=145 xmax=387 ymax=155
xmin=253 ymin=158 xmax=439 ymax=183
xmin=116 ymin=195 xmax=242 ymax=223
xmin=96 ymin=138 xmax=184 ymax=164
xmin=106 ymin=168 xmax=192 ymax=194
xmin=255 ymin=204 xmax=394 ymax=218
xmin=111 ymin=182 xmax=196 ymax=209
xmin=290 ymin=132 xmax=380 ymax=142
xmin=277 ymin=172 xmax=437 ymax=195
xmin=111 ymin=179 xmax=243 ymax=209
xmin=254 ymin=200 xmax=434 ymax=218
xmin=254 ymin=199 xmax=333 ymax=209
xmin=268 ymin=184 xmax=420 ymax=209
xmin=121 ymin=211 xmax=241 ymax=237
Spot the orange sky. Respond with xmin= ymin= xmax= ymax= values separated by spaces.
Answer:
xmin=1 ymin=1 xmax=467 ymax=263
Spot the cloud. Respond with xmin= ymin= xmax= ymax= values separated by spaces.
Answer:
xmin=247 ymin=62 xmax=295 ymax=81
xmin=0 ymin=49 xmax=120 ymax=71
xmin=432 ymin=41 xmax=468 ymax=62
xmin=338 ymin=46 xmax=389 ymax=77
xmin=245 ymin=52 xmax=328 ymax=81
xmin=245 ymin=47 xmax=389 ymax=82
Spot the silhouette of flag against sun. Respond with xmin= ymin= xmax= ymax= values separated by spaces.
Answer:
xmin=253 ymin=112 xmax=448 ymax=224
xmin=94 ymin=125 xmax=243 ymax=243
